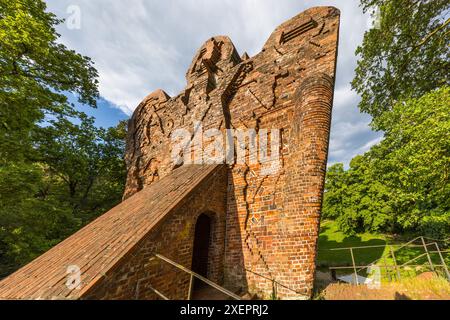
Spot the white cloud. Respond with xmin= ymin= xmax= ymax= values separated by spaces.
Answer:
xmin=45 ymin=0 xmax=382 ymax=166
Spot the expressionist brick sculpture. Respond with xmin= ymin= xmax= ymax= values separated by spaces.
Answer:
xmin=0 ymin=6 xmax=340 ymax=299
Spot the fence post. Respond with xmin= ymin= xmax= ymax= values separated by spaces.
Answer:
xmin=383 ymin=256 xmax=390 ymax=282
xmin=350 ymin=248 xmax=359 ymax=285
xmin=187 ymin=274 xmax=194 ymax=300
xmin=434 ymin=242 xmax=450 ymax=281
xmin=389 ymin=245 xmax=401 ymax=281
xmin=272 ymin=279 xmax=278 ymax=300
xmin=330 ymin=268 xmax=337 ymax=281
xmin=420 ymin=236 xmax=435 ymax=273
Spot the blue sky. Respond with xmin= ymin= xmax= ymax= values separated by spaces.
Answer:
xmin=46 ymin=0 xmax=383 ymax=167
xmin=65 ymin=93 xmax=128 ymax=128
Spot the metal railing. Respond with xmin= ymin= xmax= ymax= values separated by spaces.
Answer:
xmin=244 ymin=268 xmax=308 ymax=300
xmin=147 ymin=254 xmax=241 ymax=300
xmin=327 ymin=236 xmax=450 ymax=284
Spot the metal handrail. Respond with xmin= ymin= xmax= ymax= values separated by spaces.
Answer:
xmin=326 ymin=236 xmax=450 ymax=283
xmin=354 ymin=236 xmax=430 ymax=274
xmin=323 ymin=236 xmax=424 ymax=252
xmin=398 ymin=245 xmax=439 ymax=267
xmin=327 ymin=243 xmax=428 ymax=250
xmin=329 ymin=264 xmax=448 ymax=270
xmin=244 ymin=268 xmax=308 ymax=299
xmin=147 ymin=284 xmax=169 ymax=300
xmin=423 ymin=237 xmax=450 ymax=243
xmin=150 ymin=254 xmax=241 ymax=300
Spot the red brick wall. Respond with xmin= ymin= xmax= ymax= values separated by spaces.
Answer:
xmin=222 ymin=8 xmax=339 ymax=298
xmin=120 ymin=6 xmax=339 ymax=300
xmin=83 ymin=166 xmax=227 ymax=300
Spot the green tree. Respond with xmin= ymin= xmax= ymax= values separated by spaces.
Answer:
xmin=352 ymin=0 xmax=449 ymax=130
xmin=0 ymin=1 xmax=126 ymax=277
xmin=33 ymin=115 xmax=127 ymax=223
xmin=323 ymin=88 xmax=450 ymax=238
xmin=371 ymin=87 xmax=450 ymax=238
xmin=0 ymin=0 xmax=98 ymax=162
xmin=324 ymin=0 xmax=449 ymax=239
xmin=0 ymin=118 xmax=126 ymax=277
xmin=0 ymin=162 xmax=78 ymax=277
xmin=322 ymin=163 xmax=346 ymax=220
xmin=323 ymin=158 xmax=394 ymax=235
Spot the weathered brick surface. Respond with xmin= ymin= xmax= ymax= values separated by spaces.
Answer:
xmin=0 ymin=6 xmax=339 ymax=300
xmin=123 ymin=6 xmax=339 ymax=299
xmin=83 ymin=165 xmax=228 ymax=300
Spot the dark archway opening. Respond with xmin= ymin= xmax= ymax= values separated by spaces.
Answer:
xmin=191 ymin=213 xmax=211 ymax=290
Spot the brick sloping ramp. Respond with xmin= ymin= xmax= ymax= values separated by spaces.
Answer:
xmin=0 ymin=164 xmax=222 ymax=299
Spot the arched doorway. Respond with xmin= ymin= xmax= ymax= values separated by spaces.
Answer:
xmin=191 ymin=213 xmax=212 ymax=288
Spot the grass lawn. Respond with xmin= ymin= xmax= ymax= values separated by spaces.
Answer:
xmin=317 ymin=220 xmax=388 ymax=268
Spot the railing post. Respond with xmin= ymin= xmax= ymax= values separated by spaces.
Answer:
xmin=135 ymin=280 xmax=141 ymax=300
xmin=330 ymin=268 xmax=337 ymax=281
xmin=434 ymin=242 xmax=450 ymax=281
xmin=271 ymin=279 xmax=278 ymax=300
xmin=154 ymin=254 xmax=241 ymax=300
xmin=421 ymin=236 xmax=435 ymax=272
xmin=187 ymin=274 xmax=194 ymax=300
xmin=383 ymin=256 xmax=390 ymax=282
xmin=389 ymin=245 xmax=401 ymax=281
xmin=350 ymin=248 xmax=359 ymax=285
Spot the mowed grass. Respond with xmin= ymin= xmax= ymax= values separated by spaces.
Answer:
xmin=317 ymin=220 xmax=388 ymax=268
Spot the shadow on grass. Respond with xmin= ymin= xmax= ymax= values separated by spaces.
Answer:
xmin=317 ymin=221 xmax=387 ymax=268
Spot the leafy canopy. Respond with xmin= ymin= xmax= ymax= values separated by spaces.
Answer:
xmin=0 ymin=119 xmax=127 ymax=277
xmin=0 ymin=1 xmax=126 ymax=278
xmin=323 ymin=87 xmax=450 ymax=238
xmin=352 ymin=0 xmax=449 ymax=130
xmin=0 ymin=0 xmax=99 ymax=161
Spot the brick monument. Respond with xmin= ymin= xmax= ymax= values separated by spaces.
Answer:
xmin=0 ymin=6 xmax=340 ymax=300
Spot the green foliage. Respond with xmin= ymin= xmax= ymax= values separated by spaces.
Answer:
xmin=328 ymin=0 xmax=450 ymax=240
xmin=323 ymin=88 xmax=450 ymax=239
xmin=0 ymin=118 xmax=126 ymax=278
xmin=419 ymin=213 xmax=450 ymax=240
xmin=0 ymin=1 xmax=126 ymax=278
xmin=352 ymin=0 xmax=449 ymax=130
xmin=323 ymin=158 xmax=394 ymax=235
xmin=0 ymin=0 xmax=98 ymax=162
xmin=373 ymin=87 xmax=450 ymax=237
xmin=33 ymin=115 xmax=127 ymax=222
xmin=0 ymin=162 xmax=79 ymax=276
